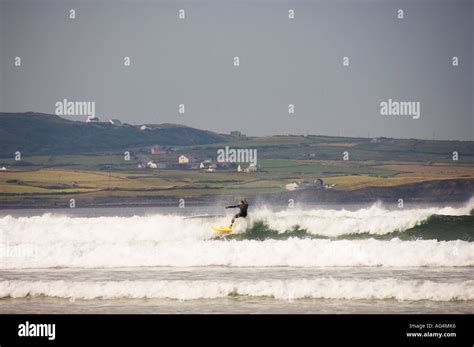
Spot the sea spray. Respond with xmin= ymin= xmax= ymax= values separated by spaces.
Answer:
xmin=1 ymin=201 xmax=473 ymax=269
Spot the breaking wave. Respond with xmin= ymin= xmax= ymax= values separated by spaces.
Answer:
xmin=0 ymin=200 xmax=473 ymax=269
xmin=1 ymin=278 xmax=472 ymax=301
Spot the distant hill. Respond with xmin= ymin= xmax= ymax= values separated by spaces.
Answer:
xmin=0 ymin=113 xmax=230 ymax=156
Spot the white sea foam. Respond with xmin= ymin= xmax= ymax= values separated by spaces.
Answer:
xmin=0 ymin=201 xmax=472 ymax=269
xmin=0 ymin=237 xmax=472 ymax=269
xmin=1 ymin=278 xmax=472 ymax=301
xmin=253 ymin=199 xmax=474 ymax=236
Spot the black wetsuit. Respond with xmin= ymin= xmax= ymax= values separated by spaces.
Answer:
xmin=227 ymin=202 xmax=249 ymax=225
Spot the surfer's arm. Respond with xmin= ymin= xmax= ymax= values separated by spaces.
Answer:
xmin=225 ymin=205 xmax=239 ymax=209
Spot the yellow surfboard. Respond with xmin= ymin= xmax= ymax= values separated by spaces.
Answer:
xmin=212 ymin=225 xmax=233 ymax=235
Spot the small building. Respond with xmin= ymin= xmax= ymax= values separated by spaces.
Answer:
xmin=199 ymin=160 xmax=213 ymax=169
xmin=230 ymin=130 xmax=243 ymax=138
xmin=109 ymin=119 xmax=122 ymax=126
xmin=244 ymin=164 xmax=258 ymax=173
xmin=370 ymin=137 xmax=387 ymax=143
xmin=147 ymin=161 xmax=158 ymax=169
xmin=138 ymin=158 xmax=159 ymax=169
xmin=0 ymin=167 xmax=6 ymax=171
xmin=200 ymin=162 xmax=217 ymax=170
xmin=86 ymin=115 xmax=99 ymax=123
xmin=285 ymin=182 xmax=299 ymax=191
xmin=285 ymin=178 xmax=325 ymax=191
xmin=314 ymin=178 xmax=324 ymax=188
xmin=178 ymin=155 xmax=190 ymax=164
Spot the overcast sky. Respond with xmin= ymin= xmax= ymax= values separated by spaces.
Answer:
xmin=1 ymin=0 xmax=473 ymax=140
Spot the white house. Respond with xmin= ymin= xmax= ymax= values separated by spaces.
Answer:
xmin=285 ymin=179 xmax=327 ymax=191
xmin=285 ymin=182 xmax=300 ymax=191
xmin=147 ymin=161 xmax=158 ymax=169
xmin=244 ymin=164 xmax=258 ymax=173
xmin=178 ymin=155 xmax=190 ymax=164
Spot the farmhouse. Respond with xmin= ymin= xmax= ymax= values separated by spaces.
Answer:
xmin=178 ymin=155 xmax=190 ymax=164
xmin=199 ymin=160 xmax=216 ymax=170
xmin=243 ymin=164 xmax=258 ymax=173
xmin=178 ymin=155 xmax=197 ymax=165
xmin=147 ymin=161 xmax=158 ymax=169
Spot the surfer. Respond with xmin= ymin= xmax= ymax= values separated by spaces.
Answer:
xmin=225 ymin=199 xmax=249 ymax=227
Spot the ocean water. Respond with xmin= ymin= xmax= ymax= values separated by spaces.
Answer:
xmin=0 ymin=200 xmax=473 ymax=313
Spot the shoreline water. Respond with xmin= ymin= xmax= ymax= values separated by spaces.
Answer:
xmin=2 ymin=297 xmax=473 ymax=314
xmin=1 ymin=267 xmax=473 ymax=314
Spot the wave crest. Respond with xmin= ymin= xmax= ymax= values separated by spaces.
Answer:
xmin=1 ymin=278 xmax=472 ymax=301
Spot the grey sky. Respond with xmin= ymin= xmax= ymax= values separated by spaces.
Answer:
xmin=1 ymin=0 xmax=473 ymax=140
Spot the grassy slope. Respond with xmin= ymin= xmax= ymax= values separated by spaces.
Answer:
xmin=0 ymin=112 xmax=229 ymax=157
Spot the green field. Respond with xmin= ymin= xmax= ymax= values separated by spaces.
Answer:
xmin=1 ymin=134 xmax=474 ymax=204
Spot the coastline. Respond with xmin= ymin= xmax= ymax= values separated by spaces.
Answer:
xmin=1 ymin=178 xmax=473 ymax=210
